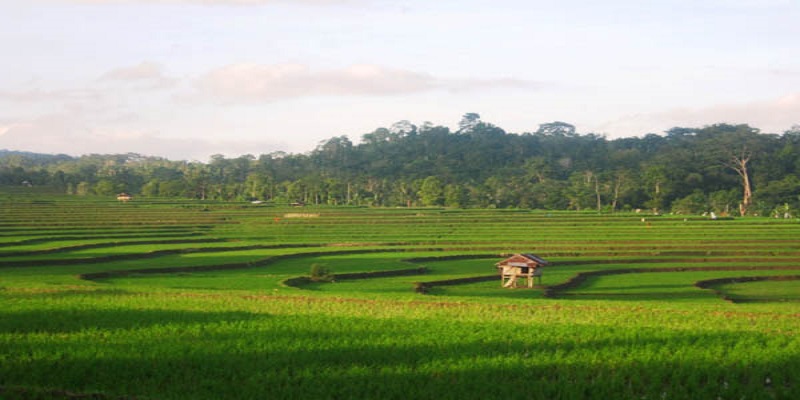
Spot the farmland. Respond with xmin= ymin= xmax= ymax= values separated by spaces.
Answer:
xmin=1 ymin=192 xmax=799 ymax=399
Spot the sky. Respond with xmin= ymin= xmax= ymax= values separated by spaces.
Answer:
xmin=1 ymin=0 xmax=799 ymax=161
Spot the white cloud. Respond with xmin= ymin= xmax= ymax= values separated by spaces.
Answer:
xmin=101 ymin=62 xmax=163 ymax=80
xmin=0 ymin=123 xmax=31 ymax=137
xmin=0 ymin=88 xmax=101 ymax=104
xmin=445 ymin=77 xmax=545 ymax=93
xmin=597 ymin=92 xmax=800 ymax=136
xmin=196 ymin=63 xmax=540 ymax=103
xmin=196 ymin=63 xmax=433 ymax=102
xmin=56 ymin=0 xmax=355 ymax=5
xmin=0 ymin=62 xmax=177 ymax=110
xmin=99 ymin=62 xmax=178 ymax=90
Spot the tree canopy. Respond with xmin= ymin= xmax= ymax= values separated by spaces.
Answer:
xmin=2 ymin=117 xmax=798 ymax=216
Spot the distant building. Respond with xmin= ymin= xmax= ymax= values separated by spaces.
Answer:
xmin=116 ymin=193 xmax=132 ymax=202
xmin=496 ymin=253 xmax=549 ymax=288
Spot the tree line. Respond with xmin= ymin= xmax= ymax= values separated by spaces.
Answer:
xmin=2 ymin=114 xmax=799 ymax=216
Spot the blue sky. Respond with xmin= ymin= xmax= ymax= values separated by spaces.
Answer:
xmin=1 ymin=0 xmax=798 ymax=160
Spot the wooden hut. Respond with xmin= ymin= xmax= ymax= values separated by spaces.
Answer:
xmin=116 ymin=193 xmax=132 ymax=202
xmin=496 ymin=253 xmax=549 ymax=288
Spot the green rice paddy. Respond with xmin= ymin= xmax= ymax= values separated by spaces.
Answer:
xmin=1 ymin=193 xmax=798 ymax=399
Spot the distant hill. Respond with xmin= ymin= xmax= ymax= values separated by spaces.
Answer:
xmin=0 ymin=149 xmax=75 ymax=165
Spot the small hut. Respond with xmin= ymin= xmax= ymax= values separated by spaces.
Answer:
xmin=496 ymin=253 xmax=549 ymax=288
xmin=116 ymin=193 xmax=132 ymax=202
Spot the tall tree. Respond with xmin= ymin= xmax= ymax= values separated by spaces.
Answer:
xmin=729 ymin=147 xmax=753 ymax=216
xmin=419 ymin=176 xmax=444 ymax=206
xmin=697 ymin=124 xmax=765 ymax=216
xmin=457 ymin=113 xmax=481 ymax=134
xmin=536 ymin=121 xmax=576 ymax=137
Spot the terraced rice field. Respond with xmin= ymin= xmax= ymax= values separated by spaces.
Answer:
xmin=1 ymin=192 xmax=798 ymax=399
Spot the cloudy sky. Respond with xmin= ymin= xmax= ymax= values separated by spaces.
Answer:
xmin=1 ymin=0 xmax=799 ymax=160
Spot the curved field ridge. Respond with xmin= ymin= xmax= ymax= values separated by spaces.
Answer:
xmin=1 ymin=243 xmax=320 ymax=269
xmin=77 ymin=249 xmax=524 ymax=281
xmin=283 ymin=267 xmax=430 ymax=288
xmin=404 ymin=254 xmax=504 ymax=293
xmin=77 ymin=248 xmax=469 ymax=281
xmin=78 ymin=248 xmax=390 ymax=280
xmin=0 ymin=238 xmax=226 ymax=258
xmin=544 ymin=265 xmax=800 ymax=298
xmin=75 ymin=247 xmax=800 ymax=304
xmin=403 ymin=254 xmax=505 ymax=263
xmin=695 ymin=275 xmax=800 ymax=303
xmin=334 ymin=266 xmax=429 ymax=280
xmin=0 ymin=231 xmax=206 ymax=248
xmin=413 ymin=275 xmax=499 ymax=293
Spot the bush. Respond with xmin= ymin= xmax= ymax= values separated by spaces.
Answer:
xmin=309 ymin=263 xmax=334 ymax=282
xmin=671 ymin=190 xmax=708 ymax=214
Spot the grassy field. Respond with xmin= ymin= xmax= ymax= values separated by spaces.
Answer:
xmin=1 ymin=191 xmax=798 ymax=399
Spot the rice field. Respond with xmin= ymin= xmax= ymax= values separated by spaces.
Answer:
xmin=1 ymin=192 xmax=798 ymax=399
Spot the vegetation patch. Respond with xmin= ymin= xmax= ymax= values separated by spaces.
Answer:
xmin=285 ymin=267 xmax=430 ymax=289
xmin=333 ymin=266 xmax=429 ymax=280
xmin=695 ymin=275 xmax=800 ymax=303
xmin=0 ymin=385 xmax=135 ymax=400
xmin=544 ymin=266 xmax=800 ymax=300
xmin=1 ymin=196 xmax=799 ymax=399
xmin=413 ymin=275 xmax=498 ymax=294
xmin=283 ymin=213 xmax=321 ymax=218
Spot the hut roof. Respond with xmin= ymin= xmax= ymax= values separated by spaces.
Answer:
xmin=521 ymin=253 xmax=549 ymax=265
xmin=495 ymin=253 xmax=549 ymax=267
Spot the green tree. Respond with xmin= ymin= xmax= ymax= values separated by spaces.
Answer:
xmin=457 ymin=113 xmax=481 ymax=134
xmin=755 ymin=175 xmax=800 ymax=214
xmin=536 ymin=121 xmax=576 ymax=137
xmin=159 ymin=180 xmax=187 ymax=197
xmin=671 ymin=191 xmax=708 ymax=215
xmin=695 ymin=124 xmax=768 ymax=216
xmin=419 ymin=176 xmax=444 ymax=206
xmin=141 ymin=179 xmax=161 ymax=197
xmin=566 ymin=171 xmax=598 ymax=211
xmin=643 ymin=165 xmax=669 ymax=212
xmin=75 ymin=181 xmax=91 ymax=196
xmin=184 ymin=163 xmax=210 ymax=200
xmin=444 ymin=184 xmax=466 ymax=208
xmin=709 ymin=189 xmax=740 ymax=216
xmin=94 ymin=179 xmax=119 ymax=196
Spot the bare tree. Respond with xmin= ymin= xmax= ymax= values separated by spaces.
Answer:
xmin=699 ymin=124 xmax=762 ymax=217
xmin=728 ymin=147 xmax=752 ymax=216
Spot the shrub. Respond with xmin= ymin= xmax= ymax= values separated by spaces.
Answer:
xmin=309 ymin=263 xmax=334 ymax=282
xmin=671 ymin=190 xmax=708 ymax=214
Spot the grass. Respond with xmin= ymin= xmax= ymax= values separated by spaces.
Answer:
xmin=2 ymin=290 xmax=797 ymax=399
xmin=713 ymin=278 xmax=800 ymax=303
xmin=0 ymin=192 xmax=798 ymax=399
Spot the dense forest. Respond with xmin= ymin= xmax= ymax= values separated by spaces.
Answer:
xmin=2 ymin=114 xmax=799 ymax=216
